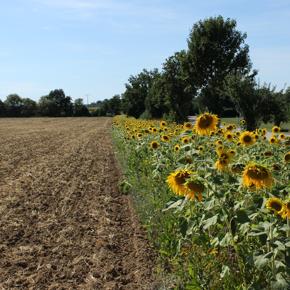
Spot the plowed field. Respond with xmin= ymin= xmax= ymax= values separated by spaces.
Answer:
xmin=0 ymin=118 xmax=154 ymax=290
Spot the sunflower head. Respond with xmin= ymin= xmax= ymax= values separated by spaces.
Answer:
xmin=284 ymin=152 xmax=290 ymax=163
xmin=261 ymin=128 xmax=267 ymax=136
xmin=167 ymin=169 xmax=192 ymax=196
xmin=174 ymin=144 xmax=180 ymax=152
xmin=272 ymin=126 xmax=280 ymax=134
xmin=215 ymin=158 xmax=229 ymax=172
xmin=266 ymin=197 xmax=285 ymax=217
xmin=150 ymin=141 xmax=159 ymax=149
xmin=194 ymin=113 xmax=219 ymax=135
xmin=183 ymin=122 xmax=193 ymax=130
xmin=281 ymin=200 xmax=290 ymax=219
xmin=215 ymin=140 xmax=223 ymax=146
xmin=226 ymin=124 xmax=235 ymax=131
xmin=231 ymin=163 xmax=245 ymax=174
xmin=184 ymin=179 xmax=204 ymax=201
xmin=269 ymin=136 xmax=278 ymax=144
xmin=198 ymin=145 xmax=204 ymax=153
xmin=242 ymin=164 xmax=274 ymax=190
xmin=279 ymin=133 xmax=285 ymax=140
xmin=160 ymin=120 xmax=167 ymax=128
xmin=272 ymin=164 xmax=281 ymax=171
xmin=181 ymin=136 xmax=190 ymax=144
xmin=161 ymin=135 xmax=170 ymax=142
xmin=224 ymin=131 xmax=234 ymax=141
xmin=239 ymin=131 xmax=256 ymax=146
xmin=264 ymin=151 xmax=273 ymax=157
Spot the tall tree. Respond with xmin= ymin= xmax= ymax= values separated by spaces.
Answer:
xmin=4 ymin=94 xmax=23 ymax=117
xmin=122 ymin=69 xmax=159 ymax=118
xmin=187 ymin=16 xmax=251 ymax=115
xmin=38 ymin=89 xmax=73 ymax=117
xmin=225 ymin=72 xmax=264 ymax=130
xmin=73 ymin=98 xmax=90 ymax=116
xmin=0 ymin=100 xmax=6 ymax=117
xmin=162 ymin=50 xmax=195 ymax=122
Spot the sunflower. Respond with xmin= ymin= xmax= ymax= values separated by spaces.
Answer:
xmin=284 ymin=152 xmax=290 ymax=163
xmin=239 ymin=131 xmax=256 ymax=146
xmin=160 ymin=120 xmax=167 ymax=128
xmin=181 ymin=136 xmax=190 ymax=144
xmin=279 ymin=133 xmax=285 ymax=140
xmin=272 ymin=126 xmax=280 ymax=134
xmin=272 ymin=164 xmax=281 ymax=171
xmin=184 ymin=179 xmax=204 ymax=201
xmin=215 ymin=140 xmax=223 ymax=146
xmin=161 ymin=135 xmax=170 ymax=142
xmin=217 ymin=150 xmax=232 ymax=161
xmin=216 ymin=145 xmax=224 ymax=154
xmin=240 ymin=119 xmax=246 ymax=125
xmin=261 ymin=128 xmax=267 ymax=136
xmin=264 ymin=151 xmax=273 ymax=157
xmin=167 ymin=169 xmax=192 ymax=196
xmin=226 ymin=124 xmax=234 ymax=131
xmin=137 ymin=133 xmax=143 ymax=138
xmin=174 ymin=144 xmax=180 ymax=152
xmin=269 ymin=136 xmax=277 ymax=144
xmin=198 ymin=146 xmax=204 ymax=152
xmin=281 ymin=200 xmax=290 ymax=219
xmin=242 ymin=164 xmax=274 ymax=189
xmin=183 ymin=122 xmax=193 ymax=130
xmin=231 ymin=163 xmax=245 ymax=174
xmin=150 ymin=141 xmax=159 ymax=149
xmin=194 ymin=113 xmax=219 ymax=135
xmin=215 ymin=158 xmax=229 ymax=171
xmin=224 ymin=131 xmax=234 ymax=141
xmin=265 ymin=197 xmax=285 ymax=217
xmin=229 ymin=149 xmax=236 ymax=156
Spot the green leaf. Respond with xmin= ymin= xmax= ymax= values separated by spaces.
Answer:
xmin=254 ymin=252 xmax=273 ymax=269
xmin=236 ymin=210 xmax=250 ymax=223
xmin=271 ymin=273 xmax=289 ymax=289
xmin=220 ymin=265 xmax=230 ymax=279
xmin=220 ymin=232 xmax=232 ymax=247
xmin=203 ymin=214 xmax=218 ymax=230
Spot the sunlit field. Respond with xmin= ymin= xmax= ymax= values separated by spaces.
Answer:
xmin=113 ymin=113 xmax=290 ymax=289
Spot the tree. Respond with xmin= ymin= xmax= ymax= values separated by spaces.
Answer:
xmin=4 ymin=94 xmax=23 ymax=116
xmin=0 ymin=100 xmax=6 ymax=117
xmin=225 ymin=72 xmax=266 ymax=130
xmin=146 ymin=73 xmax=167 ymax=118
xmin=161 ymin=50 xmax=195 ymax=122
xmin=122 ymin=69 xmax=159 ymax=118
xmin=38 ymin=89 xmax=73 ymax=117
xmin=73 ymin=98 xmax=90 ymax=116
xmin=21 ymin=98 xmax=37 ymax=117
xmin=259 ymin=88 xmax=289 ymax=127
xmin=187 ymin=16 xmax=251 ymax=115
xmin=108 ymin=95 xmax=122 ymax=115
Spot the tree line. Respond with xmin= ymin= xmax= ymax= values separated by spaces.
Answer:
xmin=0 ymin=89 xmax=90 ymax=117
xmin=97 ymin=16 xmax=290 ymax=131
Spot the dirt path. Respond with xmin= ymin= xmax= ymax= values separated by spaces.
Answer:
xmin=0 ymin=118 xmax=154 ymax=289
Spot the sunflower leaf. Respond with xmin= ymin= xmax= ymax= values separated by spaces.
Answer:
xmin=203 ymin=214 xmax=218 ymax=230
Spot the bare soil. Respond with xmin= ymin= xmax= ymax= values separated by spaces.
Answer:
xmin=0 ymin=118 xmax=155 ymax=290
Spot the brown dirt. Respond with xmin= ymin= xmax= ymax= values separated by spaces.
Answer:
xmin=0 ymin=118 xmax=155 ymax=290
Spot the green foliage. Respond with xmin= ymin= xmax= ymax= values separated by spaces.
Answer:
xmin=187 ymin=16 xmax=251 ymax=114
xmin=39 ymin=89 xmax=73 ymax=117
xmin=73 ymin=98 xmax=90 ymax=116
xmin=122 ymin=69 xmax=159 ymax=118
xmin=112 ymin=115 xmax=290 ymax=289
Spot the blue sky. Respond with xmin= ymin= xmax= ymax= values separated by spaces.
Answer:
xmin=0 ymin=0 xmax=289 ymax=102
